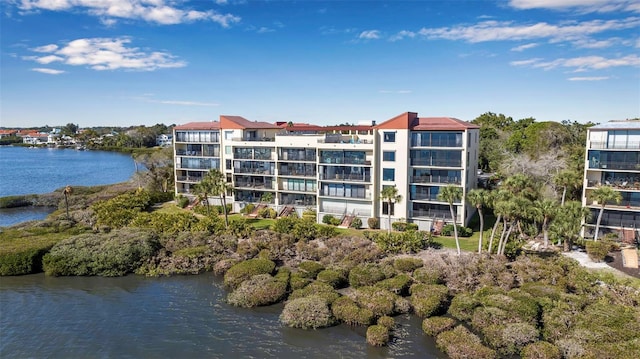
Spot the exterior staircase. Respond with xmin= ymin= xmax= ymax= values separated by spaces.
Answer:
xmin=432 ymin=220 xmax=445 ymax=235
xmin=279 ymin=205 xmax=295 ymax=218
xmin=249 ymin=204 xmax=266 ymax=218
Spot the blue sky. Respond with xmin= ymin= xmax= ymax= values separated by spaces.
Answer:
xmin=1 ymin=0 xmax=639 ymax=128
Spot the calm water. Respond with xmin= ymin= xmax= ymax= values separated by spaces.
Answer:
xmin=0 ymin=273 xmax=445 ymax=358
xmin=0 ymin=146 xmax=135 ymax=226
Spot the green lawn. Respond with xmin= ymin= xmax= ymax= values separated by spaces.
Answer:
xmin=432 ymin=229 xmax=492 ymax=252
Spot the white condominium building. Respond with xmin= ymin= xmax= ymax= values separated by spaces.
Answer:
xmin=582 ymin=120 xmax=640 ymax=241
xmin=174 ymin=112 xmax=479 ymax=229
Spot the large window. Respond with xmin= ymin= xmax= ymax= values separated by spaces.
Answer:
xmin=383 ymin=151 xmax=395 ymax=161
xmin=383 ymin=168 xmax=395 ymax=181
xmin=411 ymin=132 xmax=462 ymax=147
xmin=382 ymin=202 xmax=395 ymax=215
xmin=384 ymin=132 xmax=396 ymax=142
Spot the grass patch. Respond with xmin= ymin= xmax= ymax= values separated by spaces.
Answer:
xmin=432 ymin=231 xmax=483 ymax=252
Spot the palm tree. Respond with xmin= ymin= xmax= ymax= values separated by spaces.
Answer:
xmin=589 ymin=185 xmax=622 ymax=241
xmin=380 ymin=186 xmax=402 ymax=234
xmin=554 ymin=170 xmax=581 ymax=206
xmin=207 ymin=169 xmax=233 ymax=228
xmin=63 ymin=185 xmax=72 ymax=219
xmin=192 ymin=176 xmax=213 ymax=216
xmin=533 ymin=198 xmax=558 ymax=248
xmin=550 ymin=201 xmax=591 ymax=251
xmin=466 ymin=189 xmax=488 ymax=253
xmin=438 ymin=185 xmax=463 ymax=255
xmin=487 ymin=190 xmax=509 ymax=255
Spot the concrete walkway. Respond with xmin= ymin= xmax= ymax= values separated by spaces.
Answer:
xmin=561 ymin=250 xmax=612 ymax=269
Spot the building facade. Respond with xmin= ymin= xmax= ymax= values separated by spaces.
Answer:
xmin=582 ymin=120 xmax=640 ymax=241
xmin=174 ymin=112 xmax=479 ymax=229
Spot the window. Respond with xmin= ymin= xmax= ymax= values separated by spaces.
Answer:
xmin=225 ymin=159 xmax=231 ymax=170
xmin=384 ymin=132 xmax=396 ymax=142
xmin=382 ymin=202 xmax=395 ymax=216
xmin=383 ymin=151 xmax=396 ymax=161
xmin=224 ymin=131 xmax=233 ymax=140
xmin=383 ymin=168 xmax=395 ymax=181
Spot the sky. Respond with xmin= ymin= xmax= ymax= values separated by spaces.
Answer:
xmin=1 ymin=0 xmax=639 ymax=128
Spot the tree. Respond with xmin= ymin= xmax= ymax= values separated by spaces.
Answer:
xmin=380 ymin=186 xmax=402 ymax=234
xmin=209 ymin=169 xmax=233 ymax=228
xmin=192 ymin=176 xmax=214 ymax=217
xmin=550 ymin=201 xmax=591 ymax=251
xmin=438 ymin=185 xmax=463 ymax=255
xmin=554 ymin=170 xmax=582 ymax=206
xmin=260 ymin=192 xmax=274 ymax=204
xmin=589 ymin=186 xmax=622 ymax=241
xmin=61 ymin=123 xmax=79 ymax=137
xmin=133 ymin=147 xmax=174 ymax=192
xmin=533 ymin=198 xmax=558 ymax=248
xmin=466 ymin=189 xmax=488 ymax=253
xmin=63 ymin=185 xmax=73 ymax=219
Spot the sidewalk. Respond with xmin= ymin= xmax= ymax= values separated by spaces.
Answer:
xmin=561 ymin=250 xmax=612 ymax=269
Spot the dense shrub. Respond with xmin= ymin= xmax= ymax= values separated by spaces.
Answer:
xmin=377 ymin=316 xmax=395 ymax=329
xmin=486 ymin=322 xmax=539 ymax=356
xmin=291 ymin=218 xmax=317 ymax=242
xmin=176 ymin=195 xmax=189 ymax=208
xmin=371 ymin=231 xmax=431 ymax=254
xmin=257 ymin=207 xmax=271 ymax=219
xmin=393 ymin=257 xmax=423 ymax=272
xmin=226 ymin=274 xmax=288 ymax=307
xmin=440 ymin=224 xmax=473 ymax=237
xmin=436 ymin=325 xmax=497 ymax=359
xmin=43 ymin=229 xmax=160 ymax=276
xmin=322 ymin=214 xmax=340 ymax=226
xmin=92 ymin=189 xmax=153 ymax=228
xmin=367 ymin=217 xmax=379 ymax=229
xmin=521 ymin=341 xmax=561 ymax=359
xmin=289 ymin=281 xmax=340 ymax=304
xmin=350 ymin=217 xmax=362 ymax=229
xmin=0 ymin=246 xmax=51 ymax=276
xmin=585 ymin=240 xmax=612 ymax=262
xmin=353 ymin=286 xmax=398 ymax=317
xmin=280 ymin=296 xmax=335 ymax=329
xmin=422 ymin=316 xmax=456 ymax=337
xmin=349 ymin=263 xmax=386 ymax=288
xmin=130 ymin=211 xmax=201 ymax=234
xmin=394 ymin=296 xmax=412 ymax=314
xmin=223 ymin=258 xmax=276 ymax=290
xmin=241 ymin=203 xmax=255 ymax=215
xmin=391 ymin=221 xmax=418 ymax=232
xmin=447 ymin=293 xmax=480 ymax=321
xmin=332 ymin=296 xmax=374 ymax=326
xmin=289 ymin=272 xmax=312 ymax=290
xmin=227 ymin=217 xmax=254 ymax=238
xmin=412 ymin=266 xmax=444 ymax=285
xmin=298 ymin=261 xmax=325 ymax=279
xmin=213 ymin=259 xmax=240 ymax=275
xmin=316 ymin=268 xmax=347 ymax=288
xmin=271 ymin=217 xmax=297 ymax=234
xmin=366 ymin=325 xmax=389 ymax=346
xmin=315 ymin=224 xmax=338 ymax=239
xmin=375 ymin=274 xmax=412 ymax=295
xmin=410 ymin=283 xmax=449 ymax=318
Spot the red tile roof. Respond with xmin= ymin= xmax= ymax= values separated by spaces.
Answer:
xmin=375 ymin=112 xmax=478 ymax=130
xmin=220 ymin=115 xmax=281 ymax=129
xmin=173 ymin=122 xmax=221 ymax=130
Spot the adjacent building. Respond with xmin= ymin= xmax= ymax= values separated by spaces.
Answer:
xmin=174 ymin=112 xmax=479 ymax=229
xmin=582 ymin=120 xmax=640 ymax=241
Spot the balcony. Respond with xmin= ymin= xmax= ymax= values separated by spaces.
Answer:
xmin=410 ymin=175 xmax=461 ymax=185
xmin=590 ymin=141 xmax=640 ymax=150
xmin=319 ymin=173 xmax=371 ymax=182
xmin=590 ymin=161 xmax=640 ymax=171
xmin=279 ymin=170 xmax=317 ymax=177
xmin=234 ymin=181 xmax=275 ymax=190
xmin=234 ymin=167 xmax=275 ymax=175
xmin=411 ymin=209 xmax=452 ymax=219
xmin=411 ymin=159 xmax=462 ymax=167
xmin=319 ymin=191 xmax=371 ymax=200
xmin=176 ymin=175 xmax=203 ymax=183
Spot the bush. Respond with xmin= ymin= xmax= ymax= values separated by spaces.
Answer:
xmin=393 ymin=257 xmax=423 ymax=272
xmin=372 ymin=231 xmax=431 ymax=254
xmin=585 ymin=240 xmax=612 ymax=262
xmin=332 ymin=296 xmax=374 ymax=326
xmin=391 ymin=221 xmax=418 ymax=232
xmin=377 ymin=316 xmax=395 ymax=329
xmin=176 ymin=195 xmax=189 ymax=208
xmin=317 ymin=269 xmax=347 ymax=288
xmin=447 ymin=293 xmax=479 ymax=321
xmin=412 ymin=266 xmax=444 ymax=284
xmin=521 ymin=341 xmax=561 ymax=359
xmin=289 ymin=272 xmax=311 ymax=290
xmin=130 ymin=211 xmax=200 ymax=234
xmin=315 ymin=224 xmax=338 ymax=239
xmin=271 ymin=217 xmax=298 ymax=234
xmin=367 ymin=217 xmax=379 ymax=229
xmin=227 ymin=217 xmax=254 ymax=238
xmin=298 ymin=261 xmax=325 ymax=279
xmin=366 ymin=325 xmax=389 ymax=346
xmin=289 ymin=281 xmax=340 ymax=304
xmin=375 ymin=274 xmax=412 ymax=295
xmin=223 ymin=258 xmax=276 ymax=290
xmin=226 ymin=274 xmax=288 ymax=308
xmin=242 ymin=203 xmax=255 ymax=215
xmin=436 ymin=325 xmax=497 ymax=359
xmin=441 ymin=224 xmax=473 ymax=237
xmin=354 ymin=286 xmax=398 ymax=317
xmin=280 ymin=296 xmax=335 ymax=329
xmin=0 ymin=246 xmax=51 ymax=276
xmin=92 ymin=189 xmax=153 ymax=228
xmin=422 ymin=316 xmax=456 ymax=337
xmin=292 ymin=218 xmax=317 ymax=242
xmin=350 ymin=217 xmax=362 ymax=229
xmin=349 ymin=263 xmax=386 ymax=288
xmin=43 ymin=229 xmax=160 ymax=277
xmin=257 ymin=207 xmax=271 ymax=219
xmin=410 ymin=283 xmax=449 ymax=318
xmin=489 ymin=322 xmax=539 ymax=356
xmin=322 ymin=214 xmax=340 ymax=226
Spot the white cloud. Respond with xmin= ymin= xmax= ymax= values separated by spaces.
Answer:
xmin=389 ymin=30 xmax=416 ymax=42
xmin=509 ymin=0 xmax=640 ymax=13
xmin=257 ymin=27 xmax=274 ymax=33
xmin=17 ymin=0 xmax=241 ymax=27
xmin=568 ymin=76 xmax=610 ymax=81
xmin=359 ymin=30 xmax=381 ymax=40
xmin=416 ymin=17 xmax=640 ymax=44
xmin=25 ymin=37 xmax=186 ymax=71
xmin=511 ymin=54 xmax=640 ymax=71
xmin=511 ymin=43 xmax=538 ymax=51
xmin=31 ymin=67 xmax=65 ymax=74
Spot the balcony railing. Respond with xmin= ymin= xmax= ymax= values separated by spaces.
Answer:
xmin=590 ymin=161 xmax=640 ymax=171
xmin=234 ymin=168 xmax=275 ymax=175
xmin=411 ymin=209 xmax=452 ymax=219
xmin=411 ymin=159 xmax=462 ymax=167
xmin=590 ymin=141 xmax=640 ymax=150
xmin=176 ymin=176 xmax=203 ymax=183
xmin=234 ymin=182 xmax=275 ymax=190
xmin=319 ymin=192 xmax=371 ymax=200
xmin=279 ymin=154 xmax=316 ymax=162
xmin=279 ymin=170 xmax=317 ymax=177
xmin=320 ymin=158 xmax=372 ymax=165
xmin=410 ymin=175 xmax=461 ymax=185
xmin=319 ymin=174 xmax=371 ymax=182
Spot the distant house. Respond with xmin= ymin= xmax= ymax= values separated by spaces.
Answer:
xmin=156 ymin=134 xmax=173 ymax=147
xmin=22 ymin=132 xmax=49 ymax=145
xmin=0 ymin=130 xmax=17 ymax=139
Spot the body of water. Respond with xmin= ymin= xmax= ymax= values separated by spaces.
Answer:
xmin=0 ymin=146 xmax=135 ymax=226
xmin=0 ymin=273 xmax=445 ymax=358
